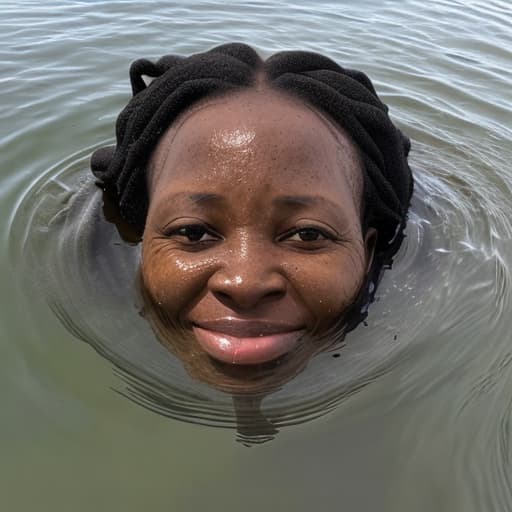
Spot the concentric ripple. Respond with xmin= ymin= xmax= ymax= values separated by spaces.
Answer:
xmin=2 ymin=0 xmax=512 ymax=508
xmin=9 ymin=120 xmax=512 ymax=447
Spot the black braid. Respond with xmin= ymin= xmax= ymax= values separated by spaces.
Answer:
xmin=91 ymin=42 xmax=413 ymax=295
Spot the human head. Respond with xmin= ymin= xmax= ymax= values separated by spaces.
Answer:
xmin=91 ymin=43 xmax=413 ymax=377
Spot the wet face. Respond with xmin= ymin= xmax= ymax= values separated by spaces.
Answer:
xmin=141 ymin=89 xmax=375 ymax=372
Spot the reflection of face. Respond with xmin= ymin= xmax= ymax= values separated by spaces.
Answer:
xmin=141 ymin=89 xmax=375 ymax=375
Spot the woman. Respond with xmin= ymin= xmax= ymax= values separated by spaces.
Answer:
xmin=91 ymin=42 xmax=413 ymax=390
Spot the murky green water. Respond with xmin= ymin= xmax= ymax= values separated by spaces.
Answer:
xmin=2 ymin=1 xmax=512 ymax=510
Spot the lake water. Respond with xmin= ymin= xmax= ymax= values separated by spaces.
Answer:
xmin=2 ymin=0 xmax=512 ymax=510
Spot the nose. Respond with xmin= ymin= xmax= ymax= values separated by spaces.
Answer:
xmin=208 ymin=247 xmax=287 ymax=310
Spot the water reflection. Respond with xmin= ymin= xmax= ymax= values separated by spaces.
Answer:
xmin=139 ymin=272 xmax=355 ymax=442
xmin=138 ymin=263 xmax=365 ymax=393
xmin=3 ymin=0 xmax=512 ymax=508
xmin=7 ymin=146 xmax=436 ymax=435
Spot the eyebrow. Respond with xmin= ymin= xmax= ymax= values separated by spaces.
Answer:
xmin=272 ymin=195 xmax=338 ymax=209
xmin=164 ymin=192 xmax=226 ymax=205
xmin=162 ymin=192 xmax=344 ymax=218
xmin=188 ymin=192 xmax=225 ymax=204
xmin=273 ymin=195 xmax=353 ymax=226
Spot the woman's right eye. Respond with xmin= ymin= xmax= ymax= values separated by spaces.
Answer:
xmin=166 ymin=225 xmax=218 ymax=243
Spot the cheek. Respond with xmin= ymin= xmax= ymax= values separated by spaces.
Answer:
xmin=284 ymin=248 xmax=366 ymax=327
xmin=141 ymin=242 xmax=215 ymax=319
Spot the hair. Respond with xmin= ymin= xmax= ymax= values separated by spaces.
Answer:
xmin=91 ymin=42 xmax=413 ymax=307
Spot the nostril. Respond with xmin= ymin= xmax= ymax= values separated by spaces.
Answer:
xmin=209 ymin=270 xmax=287 ymax=309
xmin=266 ymin=289 xmax=285 ymax=300
xmin=214 ymin=290 xmax=232 ymax=302
xmin=213 ymin=286 xmax=285 ymax=309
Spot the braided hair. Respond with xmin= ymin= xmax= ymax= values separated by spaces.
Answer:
xmin=91 ymin=42 xmax=413 ymax=297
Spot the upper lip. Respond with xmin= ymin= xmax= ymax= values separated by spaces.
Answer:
xmin=193 ymin=318 xmax=305 ymax=337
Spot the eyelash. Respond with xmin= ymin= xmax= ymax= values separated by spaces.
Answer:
xmin=277 ymin=227 xmax=334 ymax=243
xmin=164 ymin=224 xmax=219 ymax=244
xmin=164 ymin=224 xmax=336 ymax=246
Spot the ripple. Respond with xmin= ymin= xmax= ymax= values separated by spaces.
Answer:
xmin=2 ymin=0 xmax=512 ymax=505
xmin=9 ymin=129 xmax=501 ymax=440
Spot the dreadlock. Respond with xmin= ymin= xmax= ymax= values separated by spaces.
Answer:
xmin=91 ymin=42 xmax=413 ymax=292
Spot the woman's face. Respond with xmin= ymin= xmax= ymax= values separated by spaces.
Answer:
xmin=141 ymin=89 xmax=375 ymax=369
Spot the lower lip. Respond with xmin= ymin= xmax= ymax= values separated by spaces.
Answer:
xmin=192 ymin=326 xmax=304 ymax=365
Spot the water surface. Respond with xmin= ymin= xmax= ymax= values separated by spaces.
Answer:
xmin=1 ymin=1 xmax=512 ymax=510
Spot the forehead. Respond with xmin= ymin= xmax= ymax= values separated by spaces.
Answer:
xmin=148 ymin=89 xmax=362 ymax=201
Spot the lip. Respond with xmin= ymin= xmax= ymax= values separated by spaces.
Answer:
xmin=191 ymin=319 xmax=305 ymax=365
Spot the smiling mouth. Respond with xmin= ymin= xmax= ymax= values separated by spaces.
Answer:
xmin=191 ymin=321 xmax=305 ymax=365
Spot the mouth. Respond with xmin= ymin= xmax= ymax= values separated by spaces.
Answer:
xmin=191 ymin=320 xmax=306 ymax=365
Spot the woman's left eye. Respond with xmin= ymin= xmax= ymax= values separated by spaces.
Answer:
xmin=283 ymin=227 xmax=331 ymax=242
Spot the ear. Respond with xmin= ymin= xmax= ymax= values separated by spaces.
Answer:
xmin=363 ymin=228 xmax=377 ymax=275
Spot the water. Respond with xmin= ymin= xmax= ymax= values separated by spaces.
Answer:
xmin=1 ymin=0 xmax=512 ymax=510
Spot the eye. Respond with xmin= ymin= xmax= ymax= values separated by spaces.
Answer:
xmin=165 ymin=224 xmax=219 ymax=244
xmin=289 ymin=228 xmax=327 ymax=242
xmin=280 ymin=227 xmax=334 ymax=243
